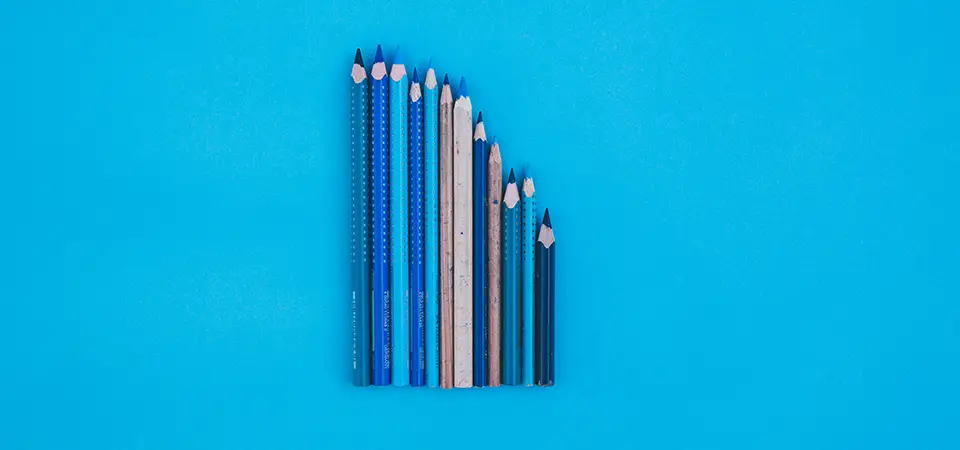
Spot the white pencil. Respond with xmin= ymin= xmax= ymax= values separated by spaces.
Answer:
xmin=453 ymin=77 xmax=474 ymax=388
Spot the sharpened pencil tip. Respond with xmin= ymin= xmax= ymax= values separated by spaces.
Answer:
xmin=477 ymin=111 xmax=483 ymax=122
xmin=443 ymin=73 xmax=450 ymax=85
xmin=458 ymin=77 xmax=468 ymax=97
xmin=393 ymin=45 xmax=402 ymax=64
xmin=412 ymin=67 xmax=419 ymax=81
xmin=427 ymin=57 xmax=433 ymax=68
xmin=354 ymin=48 xmax=364 ymax=66
xmin=508 ymin=169 xmax=516 ymax=183
xmin=542 ymin=209 xmax=552 ymax=227
xmin=374 ymin=45 xmax=384 ymax=63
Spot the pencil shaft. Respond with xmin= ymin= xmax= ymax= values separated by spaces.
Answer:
xmin=522 ymin=181 xmax=536 ymax=385
xmin=390 ymin=64 xmax=410 ymax=386
xmin=472 ymin=125 xmax=487 ymax=387
xmin=486 ymin=147 xmax=502 ymax=387
xmin=424 ymin=69 xmax=440 ymax=388
xmin=350 ymin=61 xmax=371 ymax=387
xmin=409 ymin=80 xmax=426 ymax=387
xmin=502 ymin=185 xmax=521 ymax=385
xmin=453 ymin=93 xmax=473 ymax=388
xmin=438 ymin=84 xmax=455 ymax=388
xmin=370 ymin=58 xmax=391 ymax=386
xmin=536 ymin=236 xmax=555 ymax=386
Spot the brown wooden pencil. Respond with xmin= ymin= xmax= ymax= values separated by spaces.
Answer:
xmin=487 ymin=142 xmax=502 ymax=387
xmin=439 ymin=75 xmax=455 ymax=388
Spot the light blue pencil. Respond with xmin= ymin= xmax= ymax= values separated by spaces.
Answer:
xmin=390 ymin=47 xmax=410 ymax=386
xmin=424 ymin=65 xmax=440 ymax=387
xmin=521 ymin=176 xmax=536 ymax=386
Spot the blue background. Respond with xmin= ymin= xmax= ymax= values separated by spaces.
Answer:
xmin=3 ymin=0 xmax=958 ymax=448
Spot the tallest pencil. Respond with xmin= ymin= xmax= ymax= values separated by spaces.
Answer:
xmin=452 ymin=77 xmax=474 ymax=388
xmin=370 ymin=46 xmax=391 ymax=386
xmin=389 ymin=47 xmax=410 ymax=386
xmin=350 ymin=49 xmax=371 ymax=387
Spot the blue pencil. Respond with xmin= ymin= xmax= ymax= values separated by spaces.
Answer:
xmin=472 ymin=112 xmax=488 ymax=386
xmin=423 ymin=66 xmax=441 ymax=387
xmin=389 ymin=47 xmax=410 ymax=386
xmin=409 ymin=68 xmax=426 ymax=387
xmin=370 ymin=45 xmax=391 ymax=386
xmin=502 ymin=170 xmax=522 ymax=385
xmin=521 ymin=176 xmax=536 ymax=386
xmin=350 ymin=49 xmax=371 ymax=387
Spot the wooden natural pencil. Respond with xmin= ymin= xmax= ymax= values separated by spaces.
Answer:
xmin=486 ymin=143 xmax=502 ymax=387
xmin=472 ymin=112 xmax=488 ymax=387
xmin=423 ymin=66 xmax=440 ymax=388
xmin=535 ymin=209 xmax=556 ymax=387
xmin=438 ymin=75 xmax=455 ymax=388
xmin=521 ymin=176 xmax=536 ymax=386
xmin=389 ymin=47 xmax=410 ymax=386
xmin=452 ymin=77 xmax=474 ymax=388
xmin=501 ymin=170 xmax=522 ymax=385
xmin=370 ymin=45 xmax=391 ymax=386
xmin=350 ymin=49 xmax=371 ymax=387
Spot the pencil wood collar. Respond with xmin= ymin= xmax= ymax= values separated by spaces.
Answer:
xmin=410 ymin=83 xmax=422 ymax=101
xmin=391 ymin=64 xmax=407 ymax=82
xmin=425 ymin=69 xmax=437 ymax=89
xmin=351 ymin=64 xmax=366 ymax=83
xmin=504 ymin=182 xmax=520 ymax=208
xmin=538 ymin=225 xmax=555 ymax=248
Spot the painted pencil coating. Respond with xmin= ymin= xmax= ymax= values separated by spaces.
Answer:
xmin=452 ymin=77 xmax=473 ymax=388
xmin=350 ymin=49 xmax=371 ymax=387
xmin=409 ymin=70 xmax=426 ymax=387
xmin=486 ymin=143 xmax=502 ymax=387
xmin=535 ymin=210 xmax=556 ymax=386
xmin=439 ymin=77 xmax=455 ymax=388
xmin=370 ymin=46 xmax=391 ymax=386
xmin=502 ymin=170 xmax=522 ymax=385
xmin=424 ymin=67 xmax=440 ymax=388
xmin=389 ymin=49 xmax=410 ymax=386
xmin=521 ymin=177 xmax=536 ymax=386
xmin=472 ymin=113 xmax=488 ymax=387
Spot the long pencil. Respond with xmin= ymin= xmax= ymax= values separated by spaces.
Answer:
xmin=521 ymin=176 xmax=536 ymax=386
xmin=409 ymin=68 xmax=426 ymax=387
xmin=452 ymin=76 xmax=474 ymax=388
xmin=389 ymin=47 xmax=410 ymax=386
xmin=423 ymin=66 xmax=440 ymax=388
xmin=486 ymin=143 xmax=502 ymax=387
xmin=501 ymin=170 xmax=521 ymax=385
xmin=438 ymin=75 xmax=455 ymax=388
xmin=370 ymin=45 xmax=391 ymax=386
xmin=472 ymin=112 xmax=488 ymax=387
xmin=350 ymin=49 xmax=371 ymax=387
xmin=535 ymin=209 xmax=556 ymax=387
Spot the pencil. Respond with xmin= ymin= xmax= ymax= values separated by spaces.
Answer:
xmin=486 ymin=143 xmax=502 ymax=387
xmin=501 ymin=170 xmax=521 ymax=385
xmin=453 ymin=76 xmax=474 ymax=388
xmin=350 ymin=48 xmax=371 ymax=387
xmin=472 ymin=112 xmax=488 ymax=387
xmin=535 ymin=209 xmax=556 ymax=387
xmin=389 ymin=47 xmax=410 ymax=386
xmin=521 ymin=176 xmax=536 ymax=386
xmin=439 ymin=75 xmax=455 ymax=388
xmin=408 ymin=68 xmax=426 ymax=387
xmin=423 ymin=66 xmax=440 ymax=388
xmin=370 ymin=45 xmax=391 ymax=386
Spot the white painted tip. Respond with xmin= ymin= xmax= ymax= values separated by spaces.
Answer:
xmin=425 ymin=69 xmax=437 ymax=89
xmin=371 ymin=62 xmax=387 ymax=80
xmin=410 ymin=82 xmax=422 ymax=101
xmin=440 ymin=85 xmax=453 ymax=103
xmin=390 ymin=64 xmax=407 ymax=82
xmin=474 ymin=121 xmax=486 ymax=141
xmin=522 ymin=178 xmax=535 ymax=197
xmin=538 ymin=224 xmax=555 ymax=248
xmin=504 ymin=182 xmax=520 ymax=208
xmin=351 ymin=64 xmax=366 ymax=83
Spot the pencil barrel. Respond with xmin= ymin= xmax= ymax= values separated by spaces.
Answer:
xmin=351 ymin=68 xmax=371 ymax=387
xmin=371 ymin=62 xmax=391 ymax=386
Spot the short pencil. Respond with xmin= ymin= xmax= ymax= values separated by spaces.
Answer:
xmin=350 ymin=49 xmax=371 ymax=387
xmin=521 ymin=176 xmax=536 ymax=386
xmin=370 ymin=45 xmax=391 ymax=386
xmin=535 ymin=209 xmax=556 ymax=387
xmin=501 ymin=170 xmax=522 ymax=385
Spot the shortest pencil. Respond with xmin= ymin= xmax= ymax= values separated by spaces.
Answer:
xmin=535 ymin=209 xmax=555 ymax=387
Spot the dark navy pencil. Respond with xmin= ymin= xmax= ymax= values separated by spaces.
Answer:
xmin=409 ymin=68 xmax=426 ymax=387
xmin=370 ymin=45 xmax=391 ymax=386
xmin=535 ymin=209 xmax=555 ymax=386
xmin=472 ymin=112 xmax=488 ymax=386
